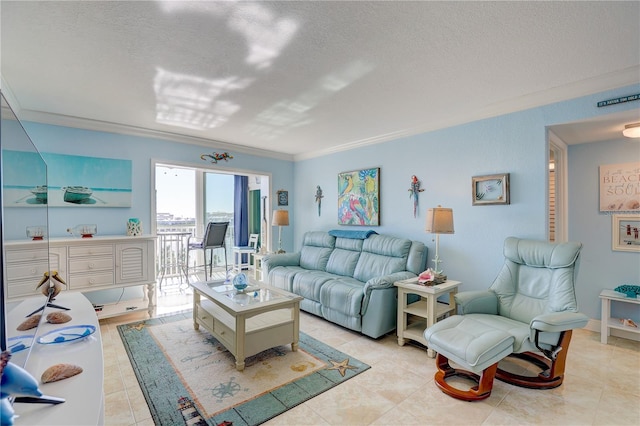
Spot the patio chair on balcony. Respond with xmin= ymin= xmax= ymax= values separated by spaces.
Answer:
xmin=187 ymin=221 xmax=229 ymax=281
xmin=232 ymin=233 xmax=259 ymax=273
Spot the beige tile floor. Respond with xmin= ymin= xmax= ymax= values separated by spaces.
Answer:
xmin=100 ymin=281 xmax=640 ymax=426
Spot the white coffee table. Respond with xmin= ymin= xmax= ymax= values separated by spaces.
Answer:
xmin=190 ymin=279 xmax=303 ymax=371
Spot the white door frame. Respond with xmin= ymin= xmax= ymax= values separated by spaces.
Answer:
xmin=548 ymin=131 xmax=569 ymax=242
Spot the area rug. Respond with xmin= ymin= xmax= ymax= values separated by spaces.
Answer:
xmin=118 ymin=312 xmax=370 ymax=426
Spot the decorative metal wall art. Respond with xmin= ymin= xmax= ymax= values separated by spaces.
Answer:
xmin=408 ymin=175 xmax=425 ymax=217
xmin=315 ymin=186 xmax=324 ymax=216
xmin=200 ymin=152 xmax=234 ymax=163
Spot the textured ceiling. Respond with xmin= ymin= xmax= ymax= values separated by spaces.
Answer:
xmin=1 ymin=1 xmax=639 ymax=160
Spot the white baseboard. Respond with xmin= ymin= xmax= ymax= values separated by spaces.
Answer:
xmin=585 ymin=319 xmax=640 ymax=342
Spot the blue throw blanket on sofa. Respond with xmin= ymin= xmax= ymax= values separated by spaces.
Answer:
xmin=328 ymin=229 xmax=378 ymax=239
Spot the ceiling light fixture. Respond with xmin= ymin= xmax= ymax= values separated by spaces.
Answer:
xmin=622 ymin=122 xmax=640 ymax=138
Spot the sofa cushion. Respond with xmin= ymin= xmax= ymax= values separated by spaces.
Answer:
xmin=299 ymin=232 xmax=335 ymax=271
xmin=268 ymin=266 xmax=304 ymax=292
xmin=319 ymin=277 xmax=365 ymax=317
xmin=353 ymin=235 xmax=412 ymax=283
xmin=325 ymin=238 xmax=362 ymax=276
xmin=292 ymin=270 xmax=337 ymax=302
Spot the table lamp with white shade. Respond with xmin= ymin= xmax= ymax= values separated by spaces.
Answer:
xmin=272 ymin=209 xmax=289 ymax=253
xmin=425 ymin=205 xmax=454 ymax=276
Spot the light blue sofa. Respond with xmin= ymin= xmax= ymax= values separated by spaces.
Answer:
xmin=263 ymin=231 xmax=428 ymax=338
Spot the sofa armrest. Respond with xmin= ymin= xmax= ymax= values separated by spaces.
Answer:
xmin=263 ymin=252 xmax=301 ymax=274
xmin=454 ymin=291 xmax=498 ymax=315
xmin=530 ymin=312 xmax=589 ymax=333
xmin=361 ymin=271 xmax=417 ymax=314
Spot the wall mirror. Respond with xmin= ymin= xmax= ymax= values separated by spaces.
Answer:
xmin=1 ymin=91 xmax=50 ymax=369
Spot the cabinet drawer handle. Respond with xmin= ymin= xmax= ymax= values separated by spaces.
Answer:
xmin=30 ymin=268 xmax=37 ymax=275
xmin=88 ymin=263 xmax=94 ymax=269
xmin=89 ymin=279 xmax=95 ymax=284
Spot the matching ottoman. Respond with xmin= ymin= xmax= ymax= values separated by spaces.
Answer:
xmin=424 ymin=315 xmax=514 ymax=401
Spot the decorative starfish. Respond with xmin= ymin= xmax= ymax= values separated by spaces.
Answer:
xmin=327 ymin=358 xmax=357 ymax=377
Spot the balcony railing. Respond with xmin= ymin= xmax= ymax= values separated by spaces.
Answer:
xmin=156 ymin=224 xmax=235 ymax=285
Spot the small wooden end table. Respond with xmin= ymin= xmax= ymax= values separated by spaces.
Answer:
xmin=395 ymin=278 xmax=461 ymax=357
xmin=190 ymin=279 xmax=303 ymax=371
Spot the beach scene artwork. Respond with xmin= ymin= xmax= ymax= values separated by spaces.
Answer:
xmin=3 ymin=150 xmax=132 ymax=207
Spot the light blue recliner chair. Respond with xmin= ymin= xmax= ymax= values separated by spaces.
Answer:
xmin=424 ymin=237 xmax=588 ymax=401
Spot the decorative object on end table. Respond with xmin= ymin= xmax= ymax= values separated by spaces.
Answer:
xmin=272 ymin=209 xmax=289 ymax=253
xmin=127 ymin=218 xmax=143 ymax=236
xmin=232 ymin=273 xmax=248 ymax=292
xmin=472 ymin=173 xmax=510 ymax=205
xmin=408 ymin=175 xmax=425 ymax=218
xmin=66 ymin=224 xmax=97 ymax=238
xmin=425 ymin=205 xmax=454 ymax=275
xmin=36 ymin=271 xmax=67 ymax=299
xmin=614 ymin=284 xmax=640 ymax=298
xmin=611 ymin=214 xmax=640 ymax=252
xmin=417 ymin=268 xmax=445 ymax=286
xmin=25 ymin=225 xmax=46 ymax=240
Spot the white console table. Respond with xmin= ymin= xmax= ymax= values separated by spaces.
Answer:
xmin=599 ymin=289 xmax=640 ymax=344
xmin=6 ymin=292 xmax=104 ymax=425
xmin=4 ymin=235 xmax=156 ymax=319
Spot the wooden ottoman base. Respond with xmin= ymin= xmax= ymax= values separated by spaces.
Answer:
xmin=434 ymin=353 xmax=498 ymax=402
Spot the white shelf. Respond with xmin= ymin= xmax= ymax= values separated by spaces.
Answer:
xmin=405 ymin=299 xmax=455 ymax=319
xmin=93 ymin=296 xmax=149 ymax=319
xmin=599 ymin=289 xmax=640 ymax=344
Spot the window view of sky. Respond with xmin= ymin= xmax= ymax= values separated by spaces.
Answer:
xmin=156 ymin=166 xmax=234 ymax=218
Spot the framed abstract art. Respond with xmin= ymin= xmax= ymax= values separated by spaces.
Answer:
xmin=338 ymin=167 xmax=380 ymax=226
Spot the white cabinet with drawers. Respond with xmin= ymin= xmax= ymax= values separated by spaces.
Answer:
xmin=4 ymin=235 xmax=156 ymax=318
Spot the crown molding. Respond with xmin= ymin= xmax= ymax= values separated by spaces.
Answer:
xmin=7 ymin=107 xmax=295 ymax=162
xmin=294 ymin=66 xmax=640 ymax=161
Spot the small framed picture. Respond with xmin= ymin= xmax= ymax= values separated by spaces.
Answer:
xmin=277 ymin=190 xmax=288 ymax=206
xmin=612 ymin=214 xmax=640 ymax=252
xmin=472 ymin=173 xmax=510 ymax=205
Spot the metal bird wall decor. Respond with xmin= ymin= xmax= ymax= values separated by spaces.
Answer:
xmin=408 ymin=175 xmax=425 ymax=218
xmin=315 ymin=186 xmax=324 ymax=216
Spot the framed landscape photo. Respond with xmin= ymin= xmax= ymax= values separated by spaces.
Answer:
xmin=612 ymin=214 xmax=640 ymax=252
xmin=472 ymin=173 xmax=510 ymax=206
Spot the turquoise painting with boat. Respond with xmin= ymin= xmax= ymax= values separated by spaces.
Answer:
xmin=3 ymin=150 xmax=132 ymax=207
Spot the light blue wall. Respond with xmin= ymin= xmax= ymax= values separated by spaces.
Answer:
xmin=569 ymin=138 xmax=640 ymax=320
xmin=6 ymin=124 xmax=294 ymax=243
xmin=293 ymin=84 xmax=640 ymax=321
xmin=5 ymin=84 xmax=639 ymax=319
